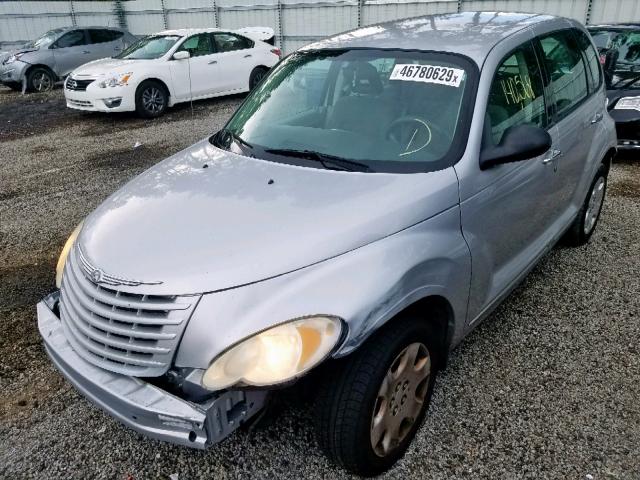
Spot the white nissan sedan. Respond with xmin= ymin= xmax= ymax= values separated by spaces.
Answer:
xmin=64 ymin=27 xmax=280 ymax=117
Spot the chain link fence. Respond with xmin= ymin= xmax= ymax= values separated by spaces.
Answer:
xmin=1 ymin=0 xmax=639 ymax=52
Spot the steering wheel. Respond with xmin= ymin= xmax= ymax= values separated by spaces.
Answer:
xmin=385 ymin=116 xmax=448 ymax=157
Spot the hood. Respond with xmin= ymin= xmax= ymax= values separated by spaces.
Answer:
xmin=79 ymin=141 xmax=459 ymax=295
xmin=0 ymin=47 xmax=37 ymax=64
xmin=71 ymin=57 xmax=142 ymax=77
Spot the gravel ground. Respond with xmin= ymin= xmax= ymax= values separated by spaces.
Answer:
xmin=1 ymin=86 xmax=639 ymax=480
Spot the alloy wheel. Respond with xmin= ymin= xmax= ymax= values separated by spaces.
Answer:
xmin=33 ymin=71 xmax=53 ymax=92
xmin=142 ymin=87 xmax=165 ymax=114
xmin=584 ymin=176 xmax=605 ymax=235
xmin=370 ymin=342 xmax=431 ymax=457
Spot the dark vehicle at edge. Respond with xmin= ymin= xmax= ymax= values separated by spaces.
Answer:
xmin=588 ymin=23 xmax=640 ymax=150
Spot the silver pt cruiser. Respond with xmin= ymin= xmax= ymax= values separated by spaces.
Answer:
xmin=38 ymin=12 xmax=616 ymax=476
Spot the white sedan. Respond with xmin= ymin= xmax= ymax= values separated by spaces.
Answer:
xmin=63 ymin=27 xmax=280 ymax=117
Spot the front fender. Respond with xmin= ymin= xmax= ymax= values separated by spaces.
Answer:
xmin=174 ymin=204 xmax=470 ymax=370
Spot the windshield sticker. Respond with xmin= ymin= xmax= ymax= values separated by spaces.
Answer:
xmin=389 ymin=64 xmax=465 ymax=87
xmin=501 ymin=75 xmax=536 ymax=106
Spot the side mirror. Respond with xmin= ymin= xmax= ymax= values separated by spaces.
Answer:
xmin=480 ymin=124 xmax=551 ymax=170
xmin=172 ymin=51 xmax=190 ymax=60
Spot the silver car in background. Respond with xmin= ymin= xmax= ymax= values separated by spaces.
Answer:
xmin=37 ymin=12 xmax=616 ymax=476
xmin=0 ymin=26 xmax=136 ymax=92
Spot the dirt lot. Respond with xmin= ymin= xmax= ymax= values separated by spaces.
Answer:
xmin=1 ymin=86 xmax=639 ymax=480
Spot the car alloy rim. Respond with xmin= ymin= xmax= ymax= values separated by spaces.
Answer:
xmin=370 ymin=342 xmax=431 ymax=457
xmin=584 ymin=176 xmax=605 ymax=235
xmin=252 ymin=71 xmax=265 ymax=87
xmin=34 ymin=72 xmax=52 ymax=92
xmin=142 ymin=87 xmax=164 ymax=113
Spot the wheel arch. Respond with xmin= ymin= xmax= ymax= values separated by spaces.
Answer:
xmin=381 ymin=294 xmax=454 ymax=370
xmin=136 ymin=77 xmax=172 ymax=100
xmin=25 ymin=63 xmax=57 ymax=81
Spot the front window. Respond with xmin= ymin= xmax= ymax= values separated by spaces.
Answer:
xmin=214 ymin=49 xmax=476 ymax=173
xmin=486 ymin=42 xmax=546 ymax=145
xmin=115 ymin=35 xmax=180 ymax=60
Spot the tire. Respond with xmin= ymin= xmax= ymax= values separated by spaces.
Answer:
xmin=563 ymin=163 xmax=608 ymax=247
xmin=249 ymin=67 xmax=268 ymax=90
xmin=27 ymin=67 xmax=55 ymax=93
xmin=315 ymin=316 xmax=438 ymax=476
xmin=135 ymin=80 xmax=168 ymax=118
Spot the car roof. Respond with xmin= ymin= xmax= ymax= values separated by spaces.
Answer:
xmin=301 ymin=11 xmax=566 ymax=66
xmin=155 ymin=28 xmax=226 ymax=37
xmin=587 ymin=23 xmax=640 ymax=30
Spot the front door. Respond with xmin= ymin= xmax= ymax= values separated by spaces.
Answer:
xmin=459 ymin=40 xmax=560 ymax=324
xmin=169 ymin=33 xmax=220 ymax=101
xmin=51 ymin=29 xmax=90 ymax=77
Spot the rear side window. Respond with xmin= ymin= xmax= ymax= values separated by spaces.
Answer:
xmin=539 ymin=31 xmax=589 ymax=121
xmin=88 ymin=29 xmax=123 ymax=44
xmin=55 ymin=30 xmax=86 ymax=48
xmin=213 ymin=33 xmax=254 ymax=52
xmin=486 ymin=42 xmax=547 ymax=145
xmin=574 ymin=29 xmax=602 ymax=92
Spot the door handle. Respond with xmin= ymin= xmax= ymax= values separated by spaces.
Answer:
xmin=244 ymin=54 xmax=252 ymax=58
xmin=82 ymin=50 xmax=90 ymax=54
xmin=591 ymin=112 xmax=603 ymax=124
xmin=542 ymin=149 xmax=562 ymax=164
xmin=208 ymin=60 xmax=218 ymax=65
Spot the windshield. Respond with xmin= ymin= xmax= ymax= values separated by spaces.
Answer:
xmin=25 ymin=28 xmax=65 ymax=49
xmin=589 ymin=30 xmax=614 ymax=50
xmin=114 ymin=35 xmax=180 ymax=60
xmin=214 ymin=49 xmax=476 ymax=173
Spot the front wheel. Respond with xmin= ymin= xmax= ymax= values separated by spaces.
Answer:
xmin=563 ymin=164 xmax=608 ymax=246
xmin=315 ymin=316 xmax=437 ymax=476
xmin=135 ymin=80 xmax=168 ymax=118
xmin=27 ymin=67 xmax=55 ymax=93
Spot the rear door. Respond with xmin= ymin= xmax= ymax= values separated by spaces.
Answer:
xmin=461 ymin=40 xmax=559 ymax=323
xmin=51 ymin=29 xmax=90 ymax=76
xmin=210 ymin=32 xmax=256 ymax=92
xmin=535 ymin=29 xmax=600 ymax=217
xmin=87 ymin=29 xmax=126 ymax=58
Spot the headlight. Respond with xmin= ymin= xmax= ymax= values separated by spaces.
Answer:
xmin=614 ymin=96 xmax=640 ymax=111
xmin=201 ymin=316 xmax=343 ymax=390
xmin=98 ymin=72 xmax=132 ymax=88
xmin=55 ymin=222 xmax=83 ymax=288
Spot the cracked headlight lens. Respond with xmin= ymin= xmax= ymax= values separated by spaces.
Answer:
xmin=201 ymin=316 xmax=343 ymax=390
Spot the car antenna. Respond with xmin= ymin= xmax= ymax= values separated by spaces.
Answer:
xmin=188 ymin=55 xmax=194 ymax=121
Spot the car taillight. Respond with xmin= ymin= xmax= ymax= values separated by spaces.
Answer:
xmin=271 ymin=48 xmax=281 ymax=58
xmin=599 ymin=54 xmax=606 ymax=65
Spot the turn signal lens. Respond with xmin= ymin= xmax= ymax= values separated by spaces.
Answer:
xmin=201 ymin=316 xmax=342 ymax=390
xmin=55 ymin=221 xmax=83 ymax=288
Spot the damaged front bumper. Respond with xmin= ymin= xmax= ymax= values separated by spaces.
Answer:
xmin=37 ymin=292 xmax=267 ymax=449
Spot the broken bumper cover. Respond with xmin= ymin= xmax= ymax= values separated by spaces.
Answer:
xmin=37 ymin=293 xmax=266 ymax=449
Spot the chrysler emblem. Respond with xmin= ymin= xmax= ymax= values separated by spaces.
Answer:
xmin=77 ymin=247 xmax=162 ymax=287
xmin=91 ymin=269 xmax=103 ymax=283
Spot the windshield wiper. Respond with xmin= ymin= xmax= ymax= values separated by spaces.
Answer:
xmin=263 ymin=148 xmax=373 ymax=172
xmin=210 ymin=129 xmax=254 ymax=151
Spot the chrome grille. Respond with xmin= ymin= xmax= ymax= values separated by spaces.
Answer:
xmin=59 ymin=246 xmax=199 ymax=377
xmin=65 ymin=77 xmax=94 ymax=91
